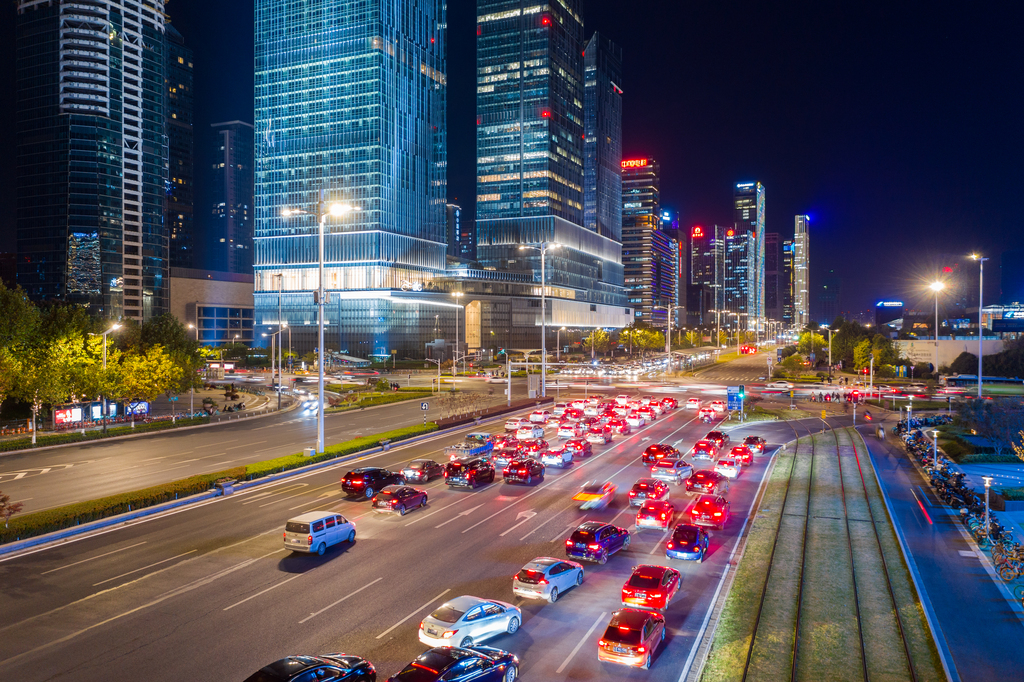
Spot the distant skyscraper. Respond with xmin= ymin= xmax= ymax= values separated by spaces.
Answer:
xmin=734 ymin=182 xmax=766 ymax=331
xmin=794 ymin=215 xmax=810 ymax=328
xmin=254 ymin=0 xmax=448 ymax=355
xmin=689 ymin=224 xmax=726 ymax=327
xmin=815 ymin=269 xmax=841 ymax=325
xmin=16 ymin=0 xmax=172 ymax=321
xmin=621 ymin=158 xmax=674 ymax=325
xmin=446 ymin=204 xmax=475 ymax=260
xmin=765 ymin=232 xmax=781 ymax=322
xmin=782 ymin=239 xmax=795 ymax=326
xmin=166 ymin=25 xmax=195 ymax=270
xmin=583 ymin=32 xmax=623 ymax=243
xmin=211 ymin=121 xmax=254 ymax=275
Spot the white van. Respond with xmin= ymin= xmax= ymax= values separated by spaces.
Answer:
xmin=284 ymin=511 xmax=355 ymax=555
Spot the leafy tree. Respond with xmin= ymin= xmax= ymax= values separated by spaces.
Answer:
xmin=0 ymin=491 xmax=23 ymax=527
xmin=583 ymin=328 xmax=611 ymax=356
xmin=0 ymin=281 xmax=40 ymax=350
xmin=797 ymin=332 xmax=826 ymax=357
xmin=14 ymin=334 xmax=94 ymax=442
xmin=684 ymin=330 xmax=701 ymax=348
xmin=107 ymin=345 xmax=183 ymax=417
xmin=853 ymin=338 xmax=872 ymax=370
xmin=0 ymin=349 xmax=22 ymax=411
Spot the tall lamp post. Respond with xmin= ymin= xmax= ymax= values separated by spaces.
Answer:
xmin=929 ymin=281 xmax=944 ymax=375
xmin=283 ymin=191 xmax=359 ymax=453
xmin=452 ymin=291 xmax=464 ymax=376
xmin=969 ymin=253 xmax=988 ymax=398
xmin=557 ymin=326 xmax=566 ymax=362
xmin=89 ymin=323 xmax=121 ymax=438
xmin=654 ymin=304 xmax=676 ymax=372
xmin=262 ymin=330 xmax=285 ymax=410
xmin=187 ymin=323 xmax=198 ymax=416
xmin=519 ymin=242 xmax=560 ymax=398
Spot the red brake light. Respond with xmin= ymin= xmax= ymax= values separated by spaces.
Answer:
xmin=283 ymin=532 xmax=287 ymax=539
xmin=638 ymin=645 xmax=646 ymax=653
xmin=618 ymin=626 xmax=630 ymax=632
xmin=566 ymin=539 xmax=573 ymax=546
xmin=713 ymin=512 xmax=722 ymax=516
xmin=307 ymin=535 xmax=313 ymax=545
xmin=691 ymin=509 xmax=700 ymax=515
xmin=660 ymin=513 xmax=666 ymax=519
xmin=588 ymin=543 xmax=601 ymax=550
xmin=539 ymin=578 xmax=548 ymax=584
xmin=667 ymin=542 xmax=675 ymax=549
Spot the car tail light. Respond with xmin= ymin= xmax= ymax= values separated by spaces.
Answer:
xmin=638 ymin=645 xmax=646 ymax=653
xmin=442 ymin=629 xmax=458 ymax=638
xmin=629 ymin=491 xmax=636 ymax=497
xmin=503 ymin=468 xmax=510 ymax=475
xmin=599 ymin=640 xmax=607 ymax=647
xmin=667 ymin=542 xmax=675 ymax=549
xmin=390 ymin=499 xmax=398 ymax=506
xmin=660 ymin=513 xmax=666 ymax=519
xmin=588 ymin=543 xmax=601 ymax=550
xmin=566 ymin=539 xmax=574 ymax=546
xmin=307 ymin=535 xmax=313 ymax=545
xmin=283 ymin=532 xmax=287 ymax=539
xmin=714 ymin=512 xmax=722 ymax=517
xmin=691 ymin=508 xmax=700 ymax=515
xmin=538 ymin=578 xmax=548 ymax=584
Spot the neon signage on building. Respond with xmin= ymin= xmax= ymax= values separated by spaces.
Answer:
xmin=621 ymin=159 xmax=648 ymax=169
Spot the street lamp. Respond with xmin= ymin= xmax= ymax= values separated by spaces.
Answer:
xmin=519 ymin=242 xmax=560 ymax=398
xmin=557 ymin=326 xmax=566 ymax=362
xmin=452 ymin=291 xmax=464 ymax=377
xmin=263 ymin=329 xmax=285 ymax=410
xmin=89 ymin=323 xmax=121 ymax=439
xmin=969 ymin=254 xmax=988 ymax=398
xmin=653 ymin=303 xmax=677 ymax=372
xmin=283 ymin=191 xmax=360 ymax=453
xmin=928 ymin=281 xmax=944 ymax=376
xmin=983 ymin=475 xmax=993 ymax=543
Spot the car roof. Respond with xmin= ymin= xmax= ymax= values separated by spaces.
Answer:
xmin=633 ymin=478 xmax=659 ymax=486
xmin=288 ymin=511 xmax=339 ymax=523
xmin=642 ymin=499 xmax=673 ymax=509
xmin=631 ymin=564 xmax=671 ymax=578
xmin=609 ymin=608 xmax=656 ymax=628
xmin=259 ymin=656 xmax=329 ymax=678
xmin=577 ymin=520 xmax=607 ymax=532
xmin=442 ymin=595 xmax=490 ymax=611
xmin=350 ymin=467 xmax=384 ymax=474
xmin=525 ymin=557 xmax=560 ymax=570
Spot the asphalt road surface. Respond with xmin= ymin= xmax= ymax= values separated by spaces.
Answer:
xmin=0 ymin=404 xmax=808 ymax=682
xmin=694 ymin=350 xmax=774 ymax=384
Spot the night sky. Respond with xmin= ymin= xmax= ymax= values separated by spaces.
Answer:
xmin=2 ymin=1 xmax=1021 ymax=315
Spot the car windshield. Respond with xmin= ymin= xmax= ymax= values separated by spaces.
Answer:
xmin=627 ymin=573 xmax=662 ymax=589
xmin=580 ymin=484 xmax=602 ymax=494
xmin=674 ymin=527 xmax=699 ymax=544
xmin=284 ymin=522 xmax=309 ymax=533
xmin=602 ymin=624 xmax=642 ymax=646
xmin=634 ymin=482 xmax=654 ymax=490
xmin=516 ymin=569 xmax=546 ymax=584
xmin=429 ymin=605 xmax=466 ymax=623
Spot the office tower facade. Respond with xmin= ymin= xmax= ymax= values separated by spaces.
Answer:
xmin=794 ymin=215 xmax=810 ymax=328
xmin=764 ymin=232 xmax=781 ymax=322
xmin=621 ymin=158 xmax=675 ymax=325
xmin=689 ymin=224 xmax=726 ymax=327
xmin=583 ymin=32 xmax=623 ymax=243
xmin=254 ymin=0 xmax=449 ymax=356
xmin=445 ymin=203 xmax=475 ymax=260
xmin=166 ymin=25 xmax=194 ymax=270
xmin=723 ymin=226 xmax=755 ymax=330
xmin=734 ymin=182 xmax=765 ymax=330
xmin=782 ymin=239 xmax=794 ymax=326
xmin=815 ymin=269 xmax=841 ymax=325
xmin=475 ymin=0 xmax=627 ymax=335
xmin=211 ymin=121 xmax=254 ymax=275
xmin=16 ymin=0 xmax=171 ymax=322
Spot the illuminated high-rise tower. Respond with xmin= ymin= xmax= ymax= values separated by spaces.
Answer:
xmin=794 ymin=214 xmax=810 ymax=328
xmin=583 ymin=32 xmax=623 ymax=243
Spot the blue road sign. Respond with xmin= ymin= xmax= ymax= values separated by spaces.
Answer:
xmin=727 ymin=386 xmax=743 ymax=410
xmin=421 ymin=402 xmax=429 ymax=410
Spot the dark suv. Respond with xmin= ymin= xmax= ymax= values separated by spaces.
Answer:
xmin=704 ymin=431 xmax=730 ymax=449
xmin=686 ymin=469 xmax=730 ymax=495
xmin=341 ymin=467 xmax=404 ymax=499
xmin=503 ymin=457 xmax=545 ymax=485
xmin=565 ymin=521 xmax=631 ymax=564
xmin=642 ymin=443 xmax=681 ymax=465
xmin=444 ymin=457 xmax=496 ymax=488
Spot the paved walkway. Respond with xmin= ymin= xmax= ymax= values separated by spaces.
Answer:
xmin=859 ymin=426 xmax=1024 ymax=682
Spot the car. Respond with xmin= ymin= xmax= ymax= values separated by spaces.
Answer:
xmin=640 ymin=395 xmax=655 ymax=405
xmin=697 ymin=406 xmax=717 ymax=422
xmin=553 ymin=402 xmax=569 ymax=416
xmin=570 ymin=399 xmax=588 ymax=409
xmin=540 ymin=446 xmax=574 ymax=468
xmin=558 ymin=422 xmax=584 ymax=439
xmin=283 ymin=512 xmax=356 ymax=555
xmin=628 ymin=478 xmax=670 ymax=507
xmin=612 ymin=404 xmax=632 ymax=417
xmin=583 ymin=404 xmax=601 ymax=416
xmin=342 ymin=467 xmax=405 ymax=499
xmin=621 ymin=564 xmax=681 ymax=611
xmin=565 ymin=520 xmax=630 ymax=563
xmin=586 ymin=425 xmax=613 ymax=445
xmin=767 ymin=380 xmax=793 ymax=389
xmin=418 ymin=596 xmax=522 ymax=648
xmin=564 ymin=438 xmax=593 ymax=458
xmin=661 ymin=397 xmax=678 ymax=410
xmin=666 ymin=523 xmax=710 ymax=561
xmin=685 ymin=397 xmax=702 ymax=410
xmin=651 ymin=458 xmax=694 ymax=485
xmin=625 ymin=412 xmax=647 ymax=427
xmin=563 ymin=407 xmax=585 ymax=421
xmin=614 ymin=394 xmax=631 ymax=406
xmin=490 ymin=447 xmax=522 ymax=469
xmin=730 ymin=445 xmax=754 ymax=466
xmin=688 ymin=494 xmax=731 ymax=529
xmin=636 ymin=499 xmax=676 ymax=530
xmin=504 ymin=417 xmax=524 ymax=431
xmin=387 ymin=647 xmax=519 ymax=682
xmin=686 ymin=469 xmax=730 ymax=495
xmin=742 ymin=435 xmax=766 ymax=454
xmin=710 ymin=400 xmax=727 ymax=414
xmin=245 ymin=654 xmax=376 ymax=682
xmin=545 ymin=414 xmax=562 ymax=427
xmin=513 ymin=557 xmax=585 ymax=603
xmin=503 ymin=457 xmax=545 ymax=485
xmin=714 ymin=457 xmax=741 ymax=479
xmin=689 ymin=440 xmax=719 ymax=461
xmin=515 ymin=424 xmax=545 ymax=441
xmin=519 ymin=438 xmax=549 ymax=454
xmin=402 ymin=459 xmax=445 ymax=483
xmin=529 ymin=409 xmax=551 ymax=423
xmin=605 ymin=418 xmax=631 ymax=435
xmin=649 ymin=401 xmax=666 ymax=416
xmin=492 ymin=434 xmax=519 ymax=450
xmin=572 ymin=481 xmax=617 ymax=509
xmin=705 ymin=430 xmax=730 ymax=448
xmin=636 ymin=406 xmax=657 ymax=421
xmin=597 ymin=608 xmax=666 ymax=670
xmin=372 ymin=485 xmax=428 ymax=515
xmin=642 ymin=443 xmax=681 ymax=465
xmin=444 ymin=457 xmax=496 ymax=488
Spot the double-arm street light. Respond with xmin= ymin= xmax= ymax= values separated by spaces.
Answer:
xmin=969 ymin=253 xmax=988 ymax=398
xmin=283 ymin=190 xmax=360 ymax=454
xmin=557 ymin=326 xmax=566 ymax=362
xmin=653 ymin=303 xmax=677 ymax=372
xmin=519 ymin=242 xmax=560 ymax=398
xmin=262 ymin=328 xmax=286 ymax=410
xmin=929 ymin=281 xmax=945 ymax=375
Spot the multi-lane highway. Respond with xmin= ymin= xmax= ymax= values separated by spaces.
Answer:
xmin=0 ymin=400 xmax=809 ymax=682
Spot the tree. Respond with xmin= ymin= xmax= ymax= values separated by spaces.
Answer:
xmin=797 ymin=332 xmax=826 ymax=357
xmin=583 ymin=328 xmax=611 ymax=356
xmin=14 ymin=334 xmax=95 ymax=443
xmin=853 ymin=338 xmax=873 ymax=370
xmin=108 ymin=345 xmax=183 ymax=421
xmin=0 ymin=349 xmax=22 ymax=411
xmin=0 ymin=281 xmax=40 ymax=350
xmin=0 ymin=491 xmax=23 ymax=527
xmin=684 ymin=330 xmax=701 ymax=348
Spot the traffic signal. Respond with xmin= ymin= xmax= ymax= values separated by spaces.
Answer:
xmin=862 ymin=367 xmax=869 ymax=375
xmin=851 ymin=391 xmax=860 ymax=404
xmin=738 ymin=385 xmax=745 ymax=400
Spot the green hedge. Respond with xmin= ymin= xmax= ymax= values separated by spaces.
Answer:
xmin=325 ymin=391 xmax=432 ymax=413
xmin=958 ymin=453 xmax=1021 ymax=465
xmin=996 ymin=487 xmax=1024 ymax=501
xmin=0 ymin=416 xmax=211 ymax=453
xmin=0 ymin=422 xmax=439 ymax=545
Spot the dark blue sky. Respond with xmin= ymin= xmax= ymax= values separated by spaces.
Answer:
xmin=3 ymin=0 xmax=1021 ymax=314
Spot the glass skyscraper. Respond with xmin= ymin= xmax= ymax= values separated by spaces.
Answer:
xmin=211 ymin=121 xmax=254 ymax=274
xmin=254 ymin=0 xmax=450 ymax=356
xmin=583 ymin=32 xmax=623 ymax=243
xmin=794 ymin=214 xmax=810 ymax=328
xmin=622 ymin=158 xmax=676 ymax=326
xmin=167 ymin=24 xmax=195 ymax=270
xmin=16 ymin=0 xmax=171 ymax=321
xmin=732 ymin=181 xmax=766 ymax=330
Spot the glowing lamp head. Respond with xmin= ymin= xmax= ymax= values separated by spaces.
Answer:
xmin=328 ymin=203 xmax=351 ymax=216
xmin=929 ymin=281 xmax=945 ymax=292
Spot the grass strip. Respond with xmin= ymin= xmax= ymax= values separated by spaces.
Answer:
xmin=0 ymin=416 xmax=212 ymax=453
xmin=0 ymin=422 xmax=438 ymax=545
xmin=325 ymin=391 xmax=432 ymax=413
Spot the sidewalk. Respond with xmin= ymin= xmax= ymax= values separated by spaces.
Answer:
xmin=860 ymin=427 xmax=1024 ymax=682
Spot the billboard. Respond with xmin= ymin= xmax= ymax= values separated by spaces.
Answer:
xmin=54 ymin=407 xmax=83 ymax=425
xmin=126 ymin=401 xmax=150 ymax=416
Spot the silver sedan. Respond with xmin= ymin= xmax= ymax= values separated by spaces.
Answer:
xmin=418 ymin=595 xmax=522 ymax=648
xmin=513 ymin=557 xmax=584 ymax=603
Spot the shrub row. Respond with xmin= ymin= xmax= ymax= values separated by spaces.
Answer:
xmin=996 ymin=486 xmax=1024 ymax=501
xmin=0 ymin=416 xmax=211 ymax=453
xmin=0 ymin=422 xmax=439 ymax=545
xmin=325 ymin=391 xmax=431 ymax=413
xmin=958 ymin=453 xmax=1021 ymax=465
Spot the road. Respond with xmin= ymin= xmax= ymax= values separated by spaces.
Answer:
xmin=694 ymin=350 xmax=773 ymax=384
xmin=0 ymin=403 xmax=805 ymax=682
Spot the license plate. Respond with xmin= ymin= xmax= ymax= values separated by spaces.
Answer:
xmin=575 ymin=543 xmax=585 ymax=548
xmin=613 ymin=647 xmax=628 ymax=653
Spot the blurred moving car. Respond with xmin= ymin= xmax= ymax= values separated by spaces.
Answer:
xmin=342 ymin=468 xmax=405 ymax=499
xmin=372 ymin=485 xmax=428 ymax=515
xmin=704 ymin=430 xmax=730 ymax=449
xmin=625 ymin=412 xmax=647 ymax=427
xmin=710 ymin=400 xmax=727 ymax=413
xmin=529 ymin=409 xmax=551 ymax=423
xmin=565 ymin=520 xmax=630 ymax=564
xmin=686 ymin=397 xmax=702 ymax=410
xmin=418 ymin=596 xmax=522 ymax=648
xmin=515 ymin=424 xmax=545 ymax=441
xmin=572 ymin=481 xmax=617 ymax=509
xmin=563 ymin=439 xmax=593 ymax=458
xmin=666 ymin=523 xmax=709 ymax=562
xmin=607 ymin=418 xmax=631 ymax=435
xmin=386 ymin=647 xmax=518 ymax=682
xmin=402 ymin=459 xmax=444 ymax=483
xmin=244 ymin=654 xmax=376 ymax=682
xmin=504 ymin=417 xmax=525 ymax=431
xmin=621 ymin=564 xmax=681 ymax=611
xmin=512 ymin=557 xmax=584 ymax=603
xmin=628 ymin=478 xmax=670 ymax=507
xmin=597 ymin=608 xmax=665 ymax=670
xmin=558 ymin=422 xmax=584 ymax=439
xmin=642 ymin=443 xmax=680 ymax=465
xmin=585 ymin=424 xmax=613 ymax=445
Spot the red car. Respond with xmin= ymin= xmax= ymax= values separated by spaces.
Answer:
xmin=688 ymin=494 xmax=731 ymax=529
xmin=607 ymin=418 xmax=631 ymax=434
xmin=598 ymin=608 xmax=666 ymax=670
xmin=520 ymin=438 xmax=549 ymax=454
xmin=660 ymin=397 xmax=678 ymax=410
xmin=564 ymin=438 xmax=593 ymax=458
xmin=621 ymin=564 xmax=681 ymax=611
xmin=492 ymin=435 xmax=519 ymax=451
xmin=686 ymin=469 xmax=729 ymax=495
xmin=636 ymin=499 xmax=676 ymax=530
xmin=628 ymin=478 xmax=670 ymax=507
xmin=642 ymin=443 xmax=681 ymax=465
xmin=730 ymin=445 xmax=753 ymax=466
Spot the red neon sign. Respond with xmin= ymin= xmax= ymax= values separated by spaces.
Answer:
xmin=726 ymin=229 xmax=735 ymax=237
xmin=621 ymin=159 xmax=648 ymax=169
xmin=691 ymin=226 xmax=704 ymax=238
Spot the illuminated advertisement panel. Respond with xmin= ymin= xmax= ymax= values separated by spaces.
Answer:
xmin=620 ymin=159 xmax=648 ymax=168
xmin=55 ymin=407 xmax=83 ymax=424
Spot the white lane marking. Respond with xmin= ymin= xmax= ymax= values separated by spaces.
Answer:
xmin=224 ymin=440 xmax=265 ymax=450
xmin=40 ymin=541 xmax=148 ymax=575
xmin=375 ymin=588 xmax=452 ymax=639
xmin=520 ymin=501 xmax=577 ymax=541
xmin=298 ymin=577 xmax=383 ymax=623
xmin=958 ymin=550 xmax=978 ymax=557
xmin=404 ymin=494 xmax=480 ymax=526
xmin=550 ymin=523 xmax=577 ymax=543
xmin=435 ymin=504 xmax=484 ymax=529
xmin=499 ymin=511 xmax=537 ymax=537
xmin=92 ymin=550 xmax=199 ymax=586
xmin=650 ymin=528 xmax=671 ymax=554
xmin=242 ymin=484 xmax=307 ymax=505
xmin=289 ymin=490 xmax=342 ymax=511
xmin=259 ymin=481 xmax=338 ymax=507
xmin=224 ymin=574 xmax=303 ymax=611
xmin=556 ymin=610 xmax=607 ymax=674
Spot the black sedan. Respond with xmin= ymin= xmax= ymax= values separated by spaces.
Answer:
xmin=565 ymin=520 xmax=630 ymax=564
xmin=245 ymin=654 xmax=375 ymax=682
xmin=387 ymin=646 xmax=518 ymax=682
xmin=502 ymin=457 xmax=545 ymax=485
xmin=444 ymin=457 xmax=496 ymax=488
xmin=372 ymin=485 xmax=428 ymax=515
xmin=342 ymin=468 xmax=405 ymax=499
xmin=401 ymin=459 xmax=445 ymax=483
